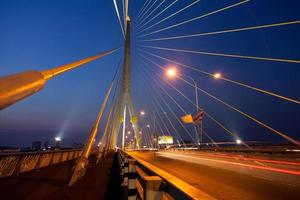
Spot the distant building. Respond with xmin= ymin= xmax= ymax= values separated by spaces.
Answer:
xmin=72 ymin=143 xmax=84 ymax=149
xmin=32 ymin=141 xmax=42 ymax=151
xmin=44 ymin=141 xmax=49 ymax=150
xmin=0 ymin=146 xmax=20 ymax=153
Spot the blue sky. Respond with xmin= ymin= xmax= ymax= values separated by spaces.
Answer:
xmin=0 ymin=0 xmax=299 ymax=147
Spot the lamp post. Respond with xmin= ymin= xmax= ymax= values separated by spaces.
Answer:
xmin=165 ymin=67 xmax=222 ymax=147
xmin=140 ymin=110 xmax=167 ymax=149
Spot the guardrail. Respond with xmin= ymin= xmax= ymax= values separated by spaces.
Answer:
xmin=0 ymin=149 xmax=82 ymax=178
xmin=117 ymin=150 xmax=215 ymax=200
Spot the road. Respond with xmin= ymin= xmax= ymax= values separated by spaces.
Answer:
xmin=129 ymin=150 xmax=300 ymax=200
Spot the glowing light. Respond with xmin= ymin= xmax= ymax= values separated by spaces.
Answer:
xmin=166 ymin=67 xmax=177 ymax=77
xmin=55 ymin=137 xmax=61 ymax=142
xmin=128 ymin=131 xmax=131 ymax=134
xmin=146 ymin=124 xmax=150 ymax=128
xmin=213 ymin=73 xmax=221 ymax=79
xmin=236 ymin=139 xmax=242 ymax=144
xmin=140 ymin=111 xmax=145 ymax=115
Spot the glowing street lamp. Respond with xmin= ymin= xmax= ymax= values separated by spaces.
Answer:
xmin=166 ymin=67 xmax=177 ymax=78
xmin=236 ymin=139 xmax=242 ymax=144
xmin=140 ymin=111 xmax=145 ymax=116
xmin=213 ymin=73 xmax=222 ymax=79
xmin=55 ymin=137 xmax=61 ymax=142
xmin=146 ymin=124 xmax=150 ymax=128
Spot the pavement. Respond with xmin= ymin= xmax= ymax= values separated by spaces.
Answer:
xmin=130 ymin=150 xmax=300 ymax=200
xmin=0 ymin=153 xmax=117 ymax=200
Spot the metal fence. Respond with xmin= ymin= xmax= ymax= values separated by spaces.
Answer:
xmin=117 ymin=150 xmax=215 ymax=200
xmin=0 ymin=149 xmax=81 ymax=177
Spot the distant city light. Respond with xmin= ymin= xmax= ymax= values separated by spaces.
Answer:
xmin=236 ymin=139 xmax=242 ymax=144
xmin=140 ymin=111 xmax=145 ymax=116
xmin=213 ymin=73 xmax=222 ymax=79
xmin=146 ymin=124 xmax=150 ymax=128
xmin=132 ymin=124 xmax=135 ymax=128
xmin=55 ymin=137 xmax=61 ymax=142
xmin=128 ymin=131 xmax=131 ymax=134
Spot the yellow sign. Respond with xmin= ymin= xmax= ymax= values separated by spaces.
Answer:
xmin=131 ymin=116 xmax=138 ymax=123
xmin=158 ymin=136 xmax=174 ymax=145
xmin=181 ymin=114 xmax=194 ymax=124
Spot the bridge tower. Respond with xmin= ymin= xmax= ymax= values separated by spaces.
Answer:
xmin=110 ymin=16 xmax=141 ymax=149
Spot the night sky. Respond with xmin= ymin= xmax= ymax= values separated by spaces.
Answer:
xmin=0 ymin=0 xmax=299 ymax=148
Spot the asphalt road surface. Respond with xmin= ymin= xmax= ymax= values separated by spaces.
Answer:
xmin=130 ymin=150 xmax=300 ymax=200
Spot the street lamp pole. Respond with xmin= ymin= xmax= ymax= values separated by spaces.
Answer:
xmin=166 ymin=67 xmax=222 ymax=148
xmin=141 ymin=111 xmax=166 ymax=149
xmin=180 ymin=75 xmax=202 ymax=147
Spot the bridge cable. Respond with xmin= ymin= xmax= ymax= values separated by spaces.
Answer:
xmin=140 ymin=50 xmax=300 ymax=105
xmin=141 ymin=45 xmax=300 ymax=64
xmin=141 ymin=53 xmax=300 ymax=146
xmin=113 ymin=0 xmax=125 ymax=38
xmin=139 ymin=0 xmax=250 ymax=37
xmin=140 ymin=20 xmax=300 ymax=42
xmin=137 ymin=0 xmax=178 ymax=32
xmin=136 ymin=0 xmax=158 ymax=26
xmin=140 ymin=55 xmax=247 ymax=146
xmin=140 ymin=60 xmax=201 ymax=142
xmin=138 ymin=0 xmax=202 ymax=34
xmin=136 ymin=0 xmax=166 ymax=28
xmin=133 ymin=0 xmax=153 ymax=24
xmin=151 ymin=85 xmax=186 ymax=145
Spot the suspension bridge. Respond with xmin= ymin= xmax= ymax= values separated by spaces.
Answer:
xmin=0 ymin=0 xmax=300 ymax=199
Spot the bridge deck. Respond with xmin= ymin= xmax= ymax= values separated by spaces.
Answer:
xmin=0 ymin=153 xmax=118 ymax=200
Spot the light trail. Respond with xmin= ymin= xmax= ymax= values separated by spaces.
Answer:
xmin=137 ymin=0 xmax=178 ymax=32
xmin=157 ymin=152 xmax=300 ymax=176
xmin=140 ymin=20 xmax=300 ymax=41
xmin=138 ymin=0 xmax=202 ymax=34
xmin=140 ymin=0 xmax=250 ymax=37
xmin=141 ymin=45 xmax=300 ymax=64
xmin=190 ymin=152 xmax=300 ymax=166
xmin=140 ymin=50 xmax=300 ymax=105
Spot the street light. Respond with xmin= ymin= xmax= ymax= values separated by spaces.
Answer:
xmin=165 ymin=66 xmax=222 ymax=147
xmin=55 ymin=137 xmax=61 ymax=142
xmin=140 ymin=111 xmax=145 ymax=116
xmin=166 ymin=67 xmax=177 ymax=78
xmin=236 ymin=139 xmax=242 ymax=144
xmin=213 ymin=73 xmax=222 ymax=79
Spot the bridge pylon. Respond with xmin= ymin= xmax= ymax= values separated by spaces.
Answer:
xmin=111 ymin=16 xmax=141 ymax=149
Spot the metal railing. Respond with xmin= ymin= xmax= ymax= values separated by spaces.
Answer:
xmin=0 ymin=149 xmax=81 ymax=178
xmin=117 ymin=150 xmax=215 ymax=200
